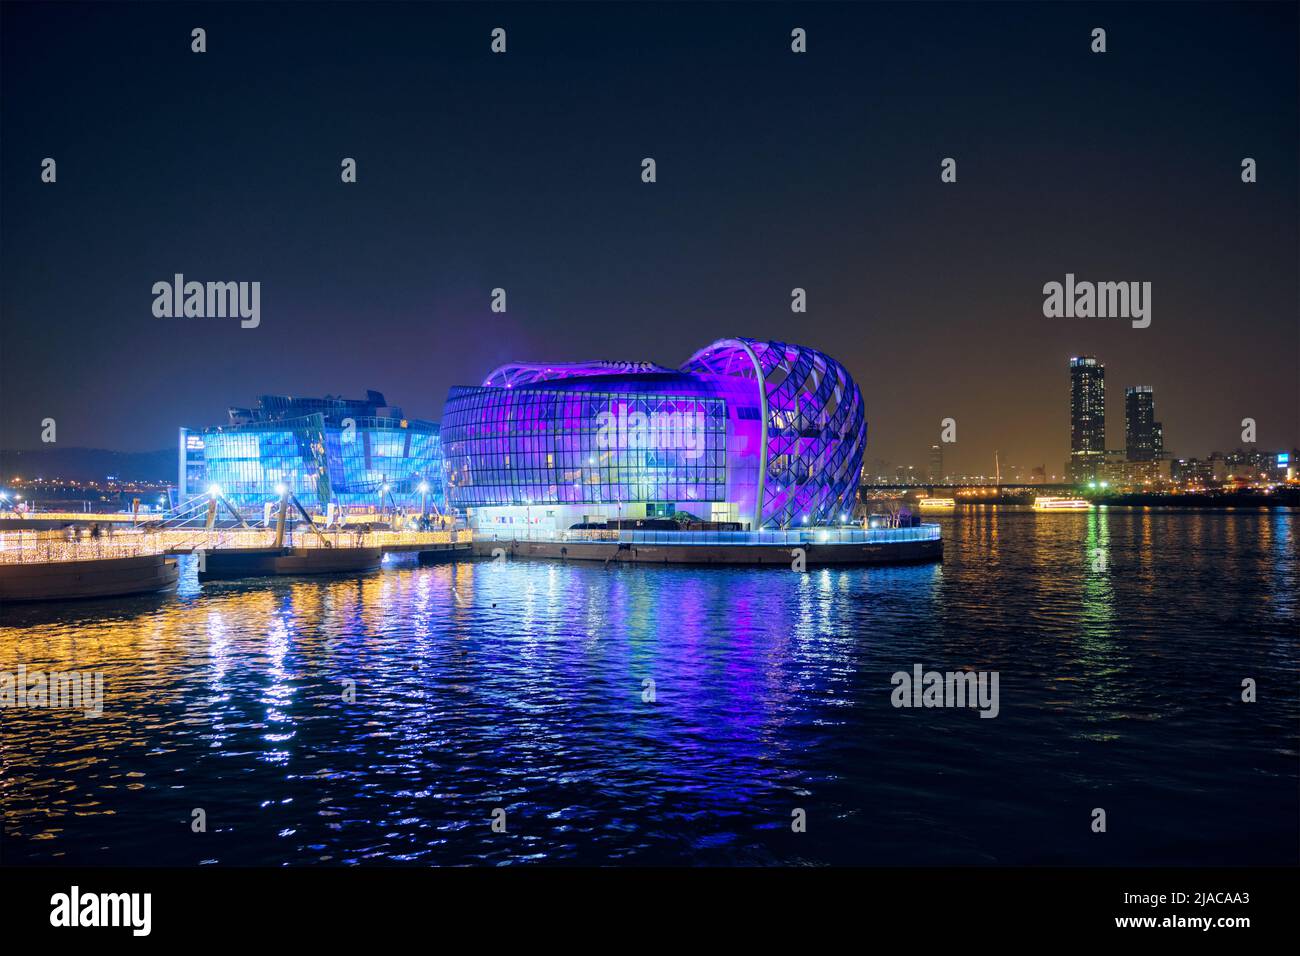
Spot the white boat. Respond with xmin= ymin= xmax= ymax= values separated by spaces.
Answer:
xmin=1032 ymin=496 xmax=1092 ymax=511
xmin=917 ymin=497 xmax=956 ymax=510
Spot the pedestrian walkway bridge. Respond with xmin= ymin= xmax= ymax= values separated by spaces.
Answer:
xmin=0 ymin=528 xmax=471 ymax=564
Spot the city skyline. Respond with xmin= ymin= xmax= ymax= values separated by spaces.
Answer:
xmin=1 ymin=344 xmax=1292 ymax=480
xmin=1 ymin=2 xmax=1296 ymax=476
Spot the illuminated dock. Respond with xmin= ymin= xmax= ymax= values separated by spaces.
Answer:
xmin=0 ymin=528 xmax=472 ymax=599
xmin=189 ymin=529 xmax=470 ymax=580
xmin=0 ymin=532 xmax=180 ymax=602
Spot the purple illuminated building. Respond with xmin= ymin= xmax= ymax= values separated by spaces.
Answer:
xmin=441 ymin=338 xmax=866 ymax=531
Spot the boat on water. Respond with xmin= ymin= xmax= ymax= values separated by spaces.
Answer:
xmin=1032 ymin=496 xmax=1092 ymax=511
xmin=917 ymin=497 xmax=957 ymax=511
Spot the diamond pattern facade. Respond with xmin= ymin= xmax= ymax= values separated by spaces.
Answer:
xmin=683 ymin=338 xmax=866 ymax=528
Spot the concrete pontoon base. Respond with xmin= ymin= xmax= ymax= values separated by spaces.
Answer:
xmin=0 ymin=553 xmax=180 ymax=602
xmin=471 ymin=537 xmax=942 ymax=567
xmin=197 ymin=546 xmax=384 ymax=580
xmin=416 ymin=543 xmax=474 ymax=564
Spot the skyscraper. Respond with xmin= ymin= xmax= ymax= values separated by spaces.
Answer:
xmin=929 ymin=444 xmax=944 ymax=482
xmin=1125 ymin=386 xmax=1163 ymax=461
xmin=1068 ymin=356 xmax=1106 ymax=482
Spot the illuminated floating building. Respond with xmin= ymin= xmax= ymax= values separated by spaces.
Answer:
xmin=179 ymin=391 xmax=443 ymax=516
xmin=441 ymin=337 xmax=868 ymax=532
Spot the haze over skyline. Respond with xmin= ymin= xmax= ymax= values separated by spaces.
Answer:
xmin=2 ymin=2 xmax=1296 ymax=476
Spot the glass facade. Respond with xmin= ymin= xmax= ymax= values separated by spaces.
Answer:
xmin=181 ymin=393 xmax=442 ymax=514
xmin=683 ymin=338 xmax=867 ymax=528
xmin=1124 ymin=385 xmax=1163 ymax=462
xmin=443 ymin=338 xmax=867 ymax=529
xmin=1069 ymin=356 xmax=1107 ymax=481
xmin=442 ymin=387 xmax=728 ymax=507
xmin=198 ymin=415 xmax=331 ymax=506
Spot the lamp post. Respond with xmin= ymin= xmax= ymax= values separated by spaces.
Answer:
xmin=273 ymin=483 xmax=289 ymax=548
xmin=205 ymin=484 xmax=221 ymax=533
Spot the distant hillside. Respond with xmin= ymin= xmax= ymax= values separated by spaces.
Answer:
xmin=0 ymin=447 xmax=176 ymax=483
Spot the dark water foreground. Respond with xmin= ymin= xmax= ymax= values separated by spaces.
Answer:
xmin=2 ymin=508 xmax=1296 ymax=866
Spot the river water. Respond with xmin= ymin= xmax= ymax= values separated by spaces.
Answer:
xmin=2 ymin=508 xmax=1296 ymax=865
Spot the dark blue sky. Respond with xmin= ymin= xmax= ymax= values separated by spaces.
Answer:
xmin=2 ymin=1 xmax=1296 ymax=475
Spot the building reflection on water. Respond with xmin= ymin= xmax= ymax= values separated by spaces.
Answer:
xmin=1 ymin=508 xmax=1295 ymax=865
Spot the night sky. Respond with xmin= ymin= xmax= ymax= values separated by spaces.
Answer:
xmin=2 ymin=1 xmax=1296 ymax=476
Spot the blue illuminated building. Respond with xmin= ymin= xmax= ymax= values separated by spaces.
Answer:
xmin=179 ymin=391 xmax=443 ymax=515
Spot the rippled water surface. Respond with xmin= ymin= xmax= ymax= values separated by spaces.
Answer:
xmin=2 ymin=509 xmax=1297 ymax=865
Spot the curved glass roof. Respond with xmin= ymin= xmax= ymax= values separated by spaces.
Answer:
xmin=464 ymin=337 xmax=867 ymax=528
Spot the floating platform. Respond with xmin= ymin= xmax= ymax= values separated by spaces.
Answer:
xmin=472 ymin=526 xmax=942 ymax=567
xmin=416 ymin=542 xmax=474 ymax=564
xmin=197 ymin=546 xmax=384 ymax=581
xmin=0 ymin=553 xmax=179 ymax=602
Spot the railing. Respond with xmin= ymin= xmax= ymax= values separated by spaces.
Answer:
xmin=291 ymin=529 xmax=467 ymax=550
xmin=474 ymin=525 xmax=941 ymax=546
xmin=0 ymin=530 xmax=170 ymax=564
xmin=0 ymin=527 xmax=472 ymax=564
xmin=0 ymin=511 xmax=160 ymax=523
